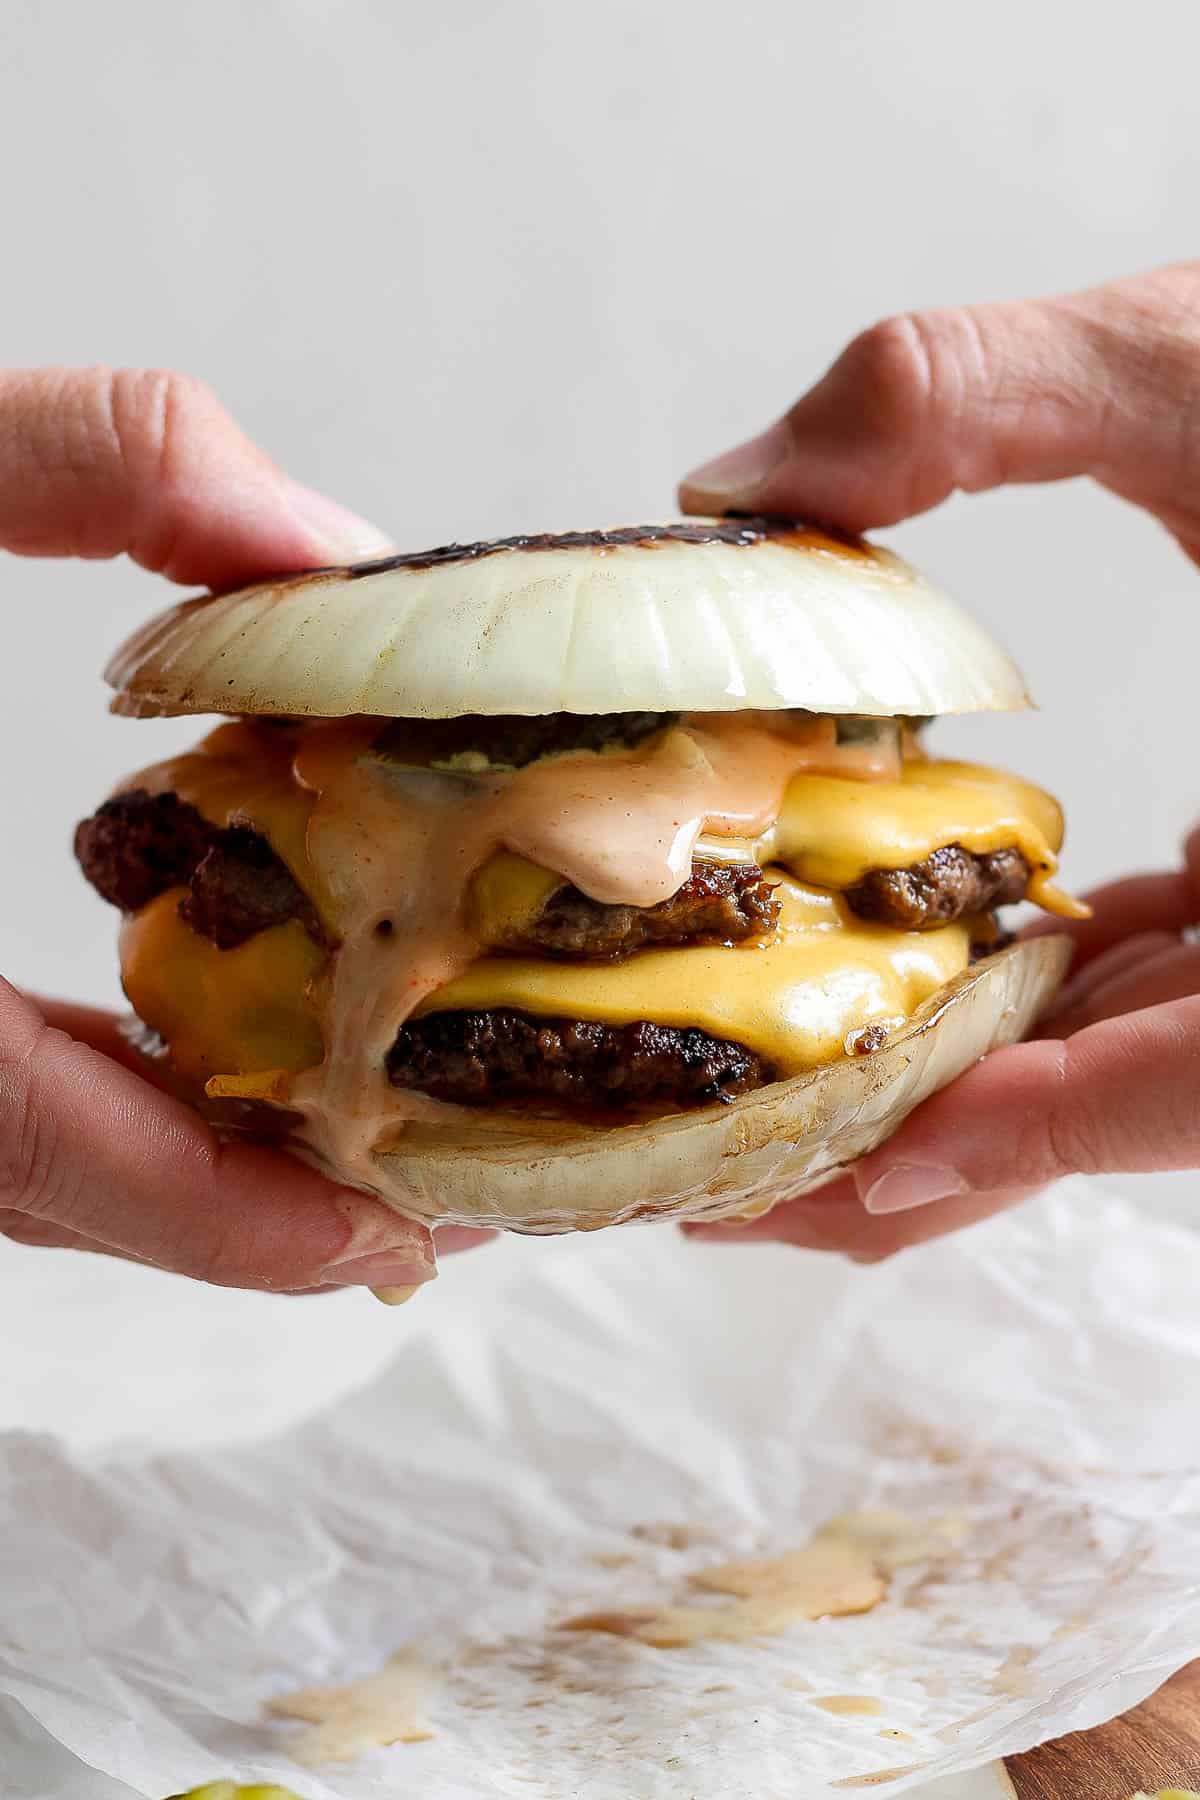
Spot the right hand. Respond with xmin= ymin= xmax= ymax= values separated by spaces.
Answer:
xmin=679 ymin=262 xmax=1200 ymax=1258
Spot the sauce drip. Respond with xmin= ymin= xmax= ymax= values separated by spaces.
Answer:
xmin=289 ymin=713 xmax=895 ymax=1187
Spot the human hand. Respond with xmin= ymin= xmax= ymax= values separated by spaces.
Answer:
xmin=0 ymin=367 xmax=486 ymax=1292
xmin=679 ymin=262 xmax=1200 ymax=1258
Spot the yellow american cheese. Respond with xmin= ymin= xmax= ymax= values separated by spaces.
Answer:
xmin=466 ymin=758 xmax=1083 ymax=944
xmin=468 ymin=852 xmax=565 ymax=940
xmin=419 ymin=875 xmax=972 ymax=1076
xmin=114 ymin=743 xmax=1076 ymax=1091
xmin=768 ymin=758 xmax=1081 ymax=914
xmin=122 ymin=722 xmax=324 ymax=925
xmin=120 ymin=890 xmax=325 ymax=1086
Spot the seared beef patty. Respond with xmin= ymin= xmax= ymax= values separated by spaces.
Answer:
xmin=74 ymin=790 xmax=213 ymax=914
xmin=77 ymin=791 xmax=1032 ymax=955
xmin=76 ymin=789 xmax=776 ymax=960
xmin=75 ymin=790 xmax=319 ymax=949
xmin=844 ymin=845 xmax=1030 ymax=930
xmin=180 ymin=827 xmax=322 ymax=949
xmin=387 ymin=1009 xmax=765 ymax=1109
xmin=500 ymin=864 xmax=779 ymax=960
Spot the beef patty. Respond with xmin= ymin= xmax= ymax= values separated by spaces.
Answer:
xmin=844 ymin=845 xmax=1031 ymax=930
xmin=180 ymin=827 xmax=323 ymax=949
xmin=74 ymin=790 xmax=778 ymax=957
xmin=499 ymin=863 xmax=780 ymax=959
xmin=74 ymin=790 xmax=320 ymax=949
xmin=74 ymin=790 xmax=213 ymax=914
xmin=387 ymin=1009 xmax=765 ymax=1110
xmin=77 ymin=789 xmax=1033 ymax=956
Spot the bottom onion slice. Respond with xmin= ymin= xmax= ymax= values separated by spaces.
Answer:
xmin=369 ymin=935 xmax=1071 ymax=1234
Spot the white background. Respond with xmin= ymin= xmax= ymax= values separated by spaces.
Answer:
xmin=1 ymin=1 xmax=1198 ymax=1451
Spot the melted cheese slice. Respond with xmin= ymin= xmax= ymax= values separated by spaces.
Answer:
xmin=419 ymin=876 xmax=972 ymax=1075
xmin=121 ymin=722 xmax=322 ymax=921
xmin=112 ymin=729 xmax=1076 ymax=1100
xmin=120 ymin=890 xmax=325 ymax=1086
xmin=468 ymin=852 xmax=564 ymax=940
xmin=768 ymin=759 xmax=1081 ymax=913
xmin=464 ymin=758 xmax=1083 ymax=943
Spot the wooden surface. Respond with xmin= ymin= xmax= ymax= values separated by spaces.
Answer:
xmin=1006 ymin=1663 xmax=1200 ymax=1798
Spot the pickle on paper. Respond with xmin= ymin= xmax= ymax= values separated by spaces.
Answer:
xmin=167 ymin=1783 xmax=305 ymax=1800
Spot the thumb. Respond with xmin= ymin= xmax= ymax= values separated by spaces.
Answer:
xmin=0 ymin=980 xmax=436 ymax=1292
xmin=679 ymin=261 xmax=1200 ymax=555
xmin=0 ymin=366 xmax=391 ymax=589
xmin=851 ymin=997 xmax=1200 ymax=1216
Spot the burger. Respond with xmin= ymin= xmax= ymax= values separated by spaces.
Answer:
xmin=75 ymin=520 xmax=1078 ymax=1234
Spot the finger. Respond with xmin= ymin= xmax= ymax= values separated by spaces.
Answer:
xmin=32 ymin=998 xmax=497 ymax=1263
xmin=0 ymin=979 xmax=438 ymax=1293
xmin=0 ymin=1208 xmax=343 ymax=1296
xmin=1042 ymin=938 xmax=1200 ymax=1038
xmin=1022 ymin=872 xmax=1196 ymax=958
xmin=1038 ymin=928 xmax=1181 ymax=1022
xmin=684 ymin=1176 xmax=1039 ymax=1260
xmin=36 ymin=996 xmax=166 ymax=1080
xmin=678 ymin=261 xmax=1200 ymax=547
xmin=434 ymin=1225 xmax=498 ymax=1255
xmin=0 ymin=1205 xmax=160 ymax=1263
xmin=1021 ymin=871 xmax=1199 ymax=967
xmin=0 ymin=366 xmax=391 ymax=589
xmin=849 ymin=994 xmax=1200 ymax=1217
xmin=683 ymin=1175 xmax=861 ymax=1248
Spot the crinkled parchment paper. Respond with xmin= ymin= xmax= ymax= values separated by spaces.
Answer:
xmin=2 ymin=1177 xmax=1200 ymax=1799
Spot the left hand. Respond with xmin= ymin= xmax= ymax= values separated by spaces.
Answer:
xmin=0 ymin=366 xmax=489 ymax=1292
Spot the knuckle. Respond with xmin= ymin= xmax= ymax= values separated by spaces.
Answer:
xmin=1071 ymin=271 xmax=1200 ymax=370
xmin=0 ymin=1027 xmax=77 ymax=1218
xmin=837 ymin=312 xmax=942 ymax=438
xmin=1052 ymin=282 xmax=1200 ymax=493
xmin=103 ymin=366 xmax=218 ymax=573
xmin=1038 ymin=1101 xmax=1094 ymax=1181
xmin=825 ymin=308 xmax=993 ymax=504
xmin=105 ymin=366 xmax=213 ymax=484
xmin=1040 ymin=1042 xmax=1102 ymax=1179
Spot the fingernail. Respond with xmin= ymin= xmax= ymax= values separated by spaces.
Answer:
xmin=283 ymin=479 xmax=395 ymax=562
xmin=859 ymin=1164 xmax=966 ymax=1216
xmin=679 ymin=422 xmax=791 ymax=510
xmin=321 ymin=1251 xmax=437 ymax=1289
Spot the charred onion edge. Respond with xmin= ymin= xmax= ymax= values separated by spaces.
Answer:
xmin=103 ymin=518 xmax=1031 ymax=721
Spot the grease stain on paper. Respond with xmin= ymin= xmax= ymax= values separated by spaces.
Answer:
xmin=266 ymin=1648 xmax=436 ymax=1766
xmin=811 ymin=1695 xmax=884 ymax=1716
xmin=560 ymin=1508 xmax=965 ymax=1650
xmin=562 ymin=1538 xmax=884 ymax=1647
xmin=833 ymin=1764 xmax=926 ymax=1788
xmin=936 ymin=1645 xmax=1037 ymax=1742
xmin=631 ymin=1521 xmax=717 ymax=1550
